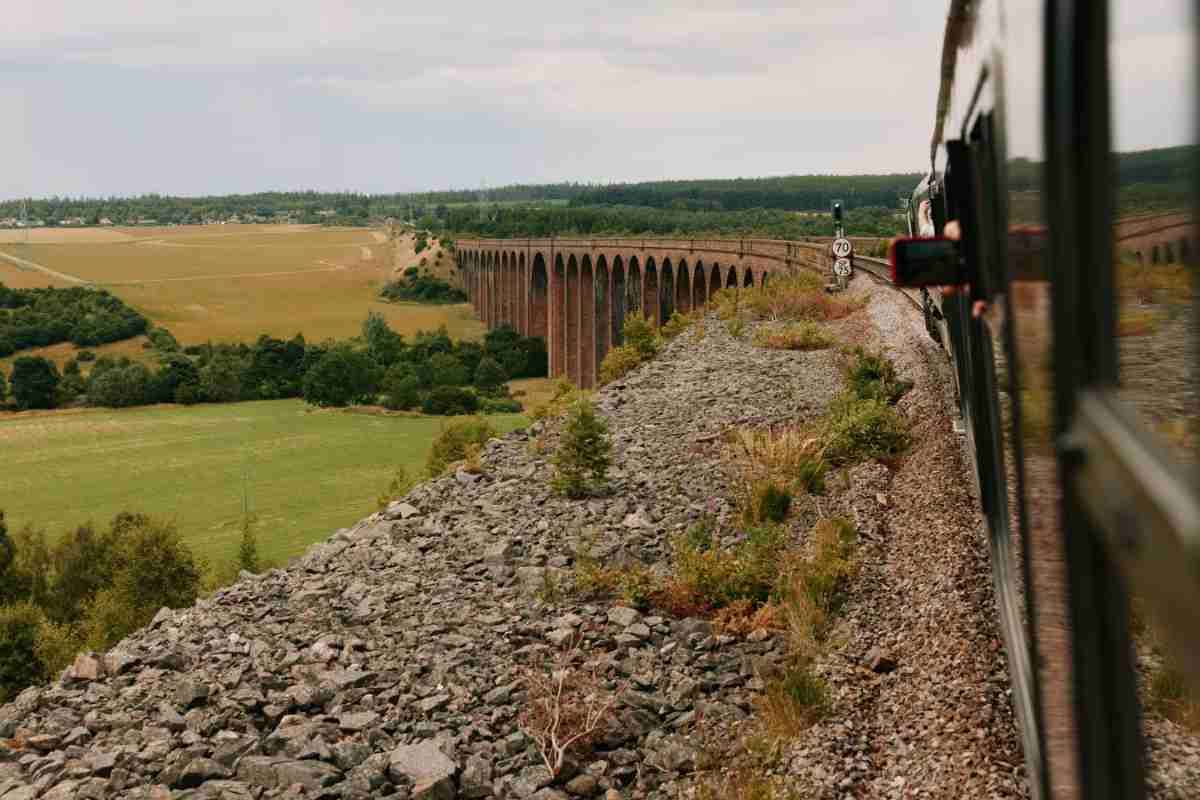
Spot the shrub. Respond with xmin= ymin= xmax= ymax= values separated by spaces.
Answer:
xmin=473 ymin=356 xmax=508 ymax=397
xmin=422 ymin=385 xmax=479 ymax=415
xmin=34 ymin=619 xmax=83 ymax=681
xmin=0 ymin=370 xmax=6 ymax=404
xmin=668 ymin=525 xmax=789 ymax=611
xmin=0 ymin=602 xmax=46 ymax=702
xmin=846 ymin=348 xmax=911 ymax=404
xmin=598 ymin=344 xmax=644 ymax=386
xmin=822 ymin=396 xmax=910 ymax=464
xmin=425 ymin=416 xmax=497 ymax=477
xmin=752 ymin=321 xmax=832 ymax=351
xmin=552 ymin=399 xmax=612 ymax=498
xmin=88 ymin=363 xmax=154 ymax=408
xmin=621 ymin=312 xmax=658 ymax=358
xmin=530 ymin=377 xmax=582 ymax=421
xmin=727 ymin=427 xmax=827 ymax=523
xmin=727 ymin=317 xmax=746 ymax=339
xmin=479 ymin=396 xmax=522 ymax=414
xmin=518 ymin=653 xmax=622 ymax=778
xmin=10 ymin=356 xmax=60 ymax=410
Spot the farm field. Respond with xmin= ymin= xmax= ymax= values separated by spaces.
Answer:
xmin=0 ymin=224 xmax=482 ymax=345
xmin=0 ymin=400 xmax=527 ymax=568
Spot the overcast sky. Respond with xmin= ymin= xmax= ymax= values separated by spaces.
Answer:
xmin=0 ymin=1 xmax=1193 ymax=200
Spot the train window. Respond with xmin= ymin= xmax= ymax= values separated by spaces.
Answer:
xmin=1110 ymin=0 xmax=1197 ymax=466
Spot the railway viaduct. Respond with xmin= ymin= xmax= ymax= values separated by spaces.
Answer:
xmin=454 ymin=237 xmax=832 ymax=388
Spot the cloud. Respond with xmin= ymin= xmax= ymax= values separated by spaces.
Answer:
xmin=0 ymin=1 xmax=1191 ymax=199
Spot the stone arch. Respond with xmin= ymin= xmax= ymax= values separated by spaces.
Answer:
xmin=676 ymin=258 xmax=691 ymax=313
xmin=491 ymin=251 xmax=501 ymax=326
xmin=530 ymin=253 xmax=548 ymax=346
xmin=612 ymin=256 xmax=626 ymax=346
xmin=628 ymin=257 xmax=643 ymax=320
xmin=580 ymin=256 xmax=596 ymax=389
xmin=694 ymin=261 xmax=708 ymax=308
xmin=566 ymin=255 xmax=581 ymax=386
xmin=660 ymin=258 xmax=676 ymax=323
xmin=761 ymin=270 xmax=770 ymax=288
xmin=1181 ymin=237 xmax=1192 ymax=264
xmin=500 ymin=252 xmax=510 ymax=325
xmin=644 ymin=257 xmax=660 ymax=325
xmin=1152 ymin=245 xmax=1161 ymax=264
xmin=517 ymin=251 xmax=527 ymax=335
xmin=710 ymin=263 xmax=722 ymax=298
xmin=1165 ymin=241 xmax=1176 ymax=264
xmin=483 ymin=251 xmax=492 ymax=325
xmin=743 ymin=267 xmax=755 ymax=288
xmin=726 ymin=265 xmax=738 ymax=288
xmin=552 ymin=254 xmax=566 ymax=378
xmin=596 ymin=256 xmax=611 ymax=381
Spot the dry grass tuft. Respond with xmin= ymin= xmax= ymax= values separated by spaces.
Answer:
xmin=752 ymin=321 xmax=833 ymax=351
xmin=1116 ymin=309 xmax=1165 ymax=337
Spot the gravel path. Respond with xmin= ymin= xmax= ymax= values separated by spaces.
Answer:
xmin=0 ymin=277 xmax=1032 ymax=799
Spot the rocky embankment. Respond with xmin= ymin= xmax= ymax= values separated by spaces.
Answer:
xmin=0 ymin=276 xmax=1027 ymax=799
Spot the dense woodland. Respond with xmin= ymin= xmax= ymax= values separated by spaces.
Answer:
xmin=0 ymin=285 xmax=148 ymax=357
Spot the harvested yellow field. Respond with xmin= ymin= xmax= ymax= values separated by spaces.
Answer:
xmin=0 ymin=225 xmax=483 ymax=345
xmin=0 ymin=228 xmax=135 ymax=244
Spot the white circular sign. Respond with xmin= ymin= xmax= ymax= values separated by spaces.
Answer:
xmin=832 ymin=238 xmax=853 ymax=258
xmin=833 ymin=258 xmax=852 ymax=277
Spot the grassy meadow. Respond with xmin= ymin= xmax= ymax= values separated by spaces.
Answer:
xmin=0 ymin=400 xmax=526 ymax=568
xmin=0 ymin=224 xmax=481 ymax=346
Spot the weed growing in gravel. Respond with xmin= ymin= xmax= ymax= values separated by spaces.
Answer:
xmin=1148 ymin=664 xmax=1200 ymax=730
xmin=376 ymin=466 xmax=418 ymax=510
xmin=664 ymin=525 xmax=790 ymax=612
xmin=845 ymin=348 xmax=912 ymax=404
xmin=425 ymin=417 xmax=497 ymax=477
xmin=660 ymin=309 xmax=700 ymax=340
xmin=716 ymin=274 xmax=863 ymax=323
xmin=752 ymin=321 xmax=832 ymax=351
xmin=694 ymin=771 xmax=807 ymax=800
xmin=756 ymin=660 xmax=830 ymax=737
xmin=551 ymin=398 xmax=613 ymax=499
xmin=821 ymin=396 xmax=910 ymax=465
xmin=727 ymin=317 xmax=747 ymax=339
xmin=727 ymin=426 xmax=827 ymax=524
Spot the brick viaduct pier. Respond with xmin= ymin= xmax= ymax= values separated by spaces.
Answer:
xmin=455 ymin=237 xmax=832 ymax=388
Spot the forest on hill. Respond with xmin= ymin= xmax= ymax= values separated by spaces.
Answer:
xmin=1 ymin=145 xmax=1189 ymax=232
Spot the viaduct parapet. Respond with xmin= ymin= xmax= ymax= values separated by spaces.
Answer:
xmin=455 ymin=237 xmax=830 ymax=388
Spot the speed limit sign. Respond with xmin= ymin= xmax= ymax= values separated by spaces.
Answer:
xmin=832 ymin=238 xmax=853 ymax=258
xmin=833 ymin=258 xmax=852 ymax=277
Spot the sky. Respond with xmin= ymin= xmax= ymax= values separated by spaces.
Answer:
xmin=0 ymin=1 xmax=1193 ymax=200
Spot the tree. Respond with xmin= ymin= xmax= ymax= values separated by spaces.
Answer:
xmin=10 ymin=356 xmax=60 ymax=410
xmin=237 ymin=515 xmax=260 ymax=574
xmin=302 ymin=346 xmax=380 ymax=407
xmin=552 ymin=399 xmax=612 ymax=499
xmin=0 ymin=370 xmax=7 ymax=404
xmin=0 ymin=603 xmax=47 ymax=703
xmin=362 ymin=313 xmax=406 ymax=367
xmin=152 ymin=353 xmax=201 ymax=404
xmin=428 ymin=352 xmax=467 ymax=387
xmin=88 ymin=364 xmax=153 ymax=408
xmin=474 ymin=356 xmax=508 ymax=397
xmin=200 ymin=353 xmax=243 ymax=403
xmin=58 ymin=359 xmax=85 ymax=404
xmin=383 ymin=368 xmax=422 ymax=411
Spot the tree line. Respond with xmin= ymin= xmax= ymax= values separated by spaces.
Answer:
xmin=0 ymin=284 xmax=149 ymax=357
xmin=0 ymin=314 xmax=546 ymax=415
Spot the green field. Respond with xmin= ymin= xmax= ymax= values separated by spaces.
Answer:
xmin=0 ymin=401 xmax=525 ymax=567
